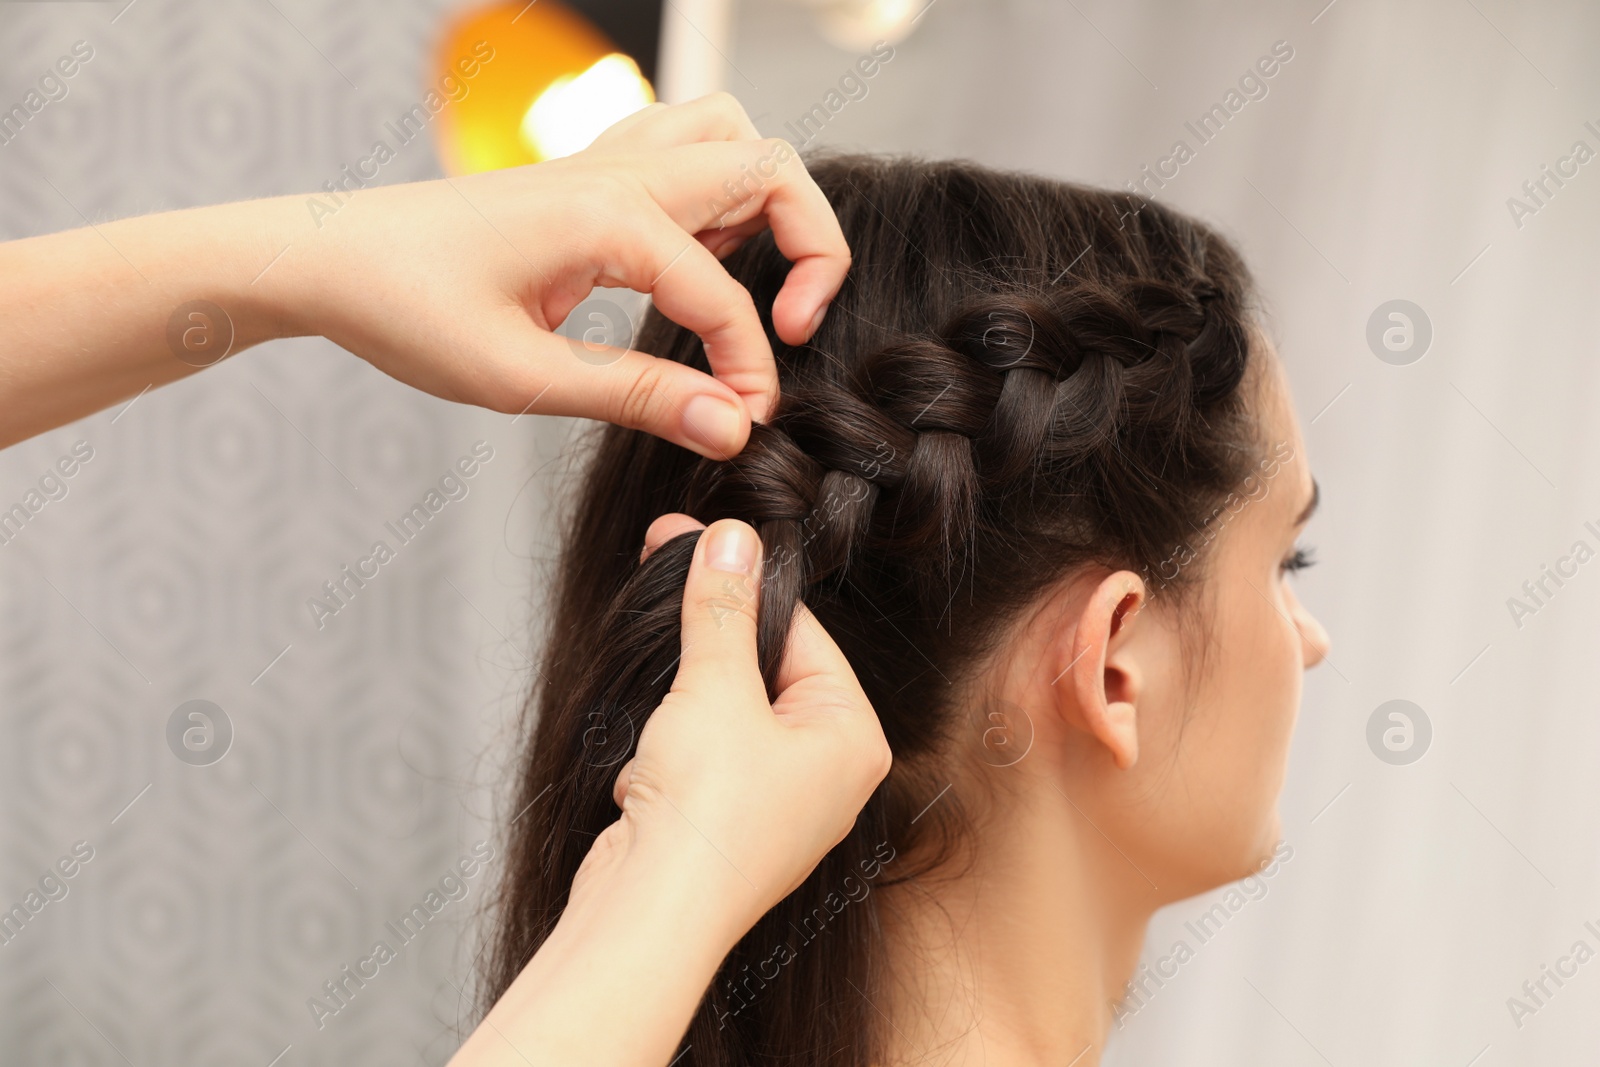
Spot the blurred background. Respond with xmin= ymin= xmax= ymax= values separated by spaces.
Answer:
xmin=3 ymin=0 xmax=1598 ymax=1063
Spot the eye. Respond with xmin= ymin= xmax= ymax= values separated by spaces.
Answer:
xmin=1280 ymin=544 xmax=1316 ymax=576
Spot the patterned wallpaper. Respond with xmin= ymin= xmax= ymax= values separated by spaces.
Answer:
xmin=0 ymin=1 xmax=565 ymax=1062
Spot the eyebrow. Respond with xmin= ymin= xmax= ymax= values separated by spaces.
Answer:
xmin=1294 ymin=478 xmax=1320 ymax=526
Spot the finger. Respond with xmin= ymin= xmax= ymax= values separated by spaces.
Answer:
xmin=772 ymin=600 xmax=869 ymax=707
xmin=456 ymin=305 xmax=754 ymax=460
xmin=587 ymin=92 xmax=761 ymax=153
xmin=697 ymin=215 xmax=766 ymax=259
xmin=641 ymin=513 xmax=705 ymax=562
xmin=591 ymin=202 xmax=779 ymax=423
xmin=639 ymin=139 xmax=851 ymax=347
xmin=674 ymin=519 xmax=766 ymax=696
xmin=549 ymin=345 xmax=750 ymax=458
xmin=585 ymin=102 xmax=669 ymax=149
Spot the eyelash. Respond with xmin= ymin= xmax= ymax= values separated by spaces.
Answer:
xmin=1280 ymin=544 xmax=1316 ymax=575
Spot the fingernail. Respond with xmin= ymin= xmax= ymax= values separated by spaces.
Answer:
xmin=705 ymin=523 xmax=757 ymax=575
xmin=807 ymin=302 xmax=829 ymax=340
xmin=749 ymin=387 xmax=775 ymax=425
xmin=681 ymin=394 xmax=742 ymax=455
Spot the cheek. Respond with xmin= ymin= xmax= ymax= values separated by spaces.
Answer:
xmin=1102 ymin=588 xmax=1306 ymax=898
xmin=1229 ymin=585 xmax=1303 ymax=773
xmin=1178 ymin=587 xmax=1302 ymax=870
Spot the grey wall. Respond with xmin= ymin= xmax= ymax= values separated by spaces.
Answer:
xmin=6 ymin=0 xmax=1600 ymax=1063
xmin=0 ymin=1 xmax=567 ymax=1062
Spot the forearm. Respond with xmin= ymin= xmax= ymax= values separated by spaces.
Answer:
xmin=0 ymin=197 xmax=309 ymax=448
xmin=453 ymin=837 xmax=750 ymax=1067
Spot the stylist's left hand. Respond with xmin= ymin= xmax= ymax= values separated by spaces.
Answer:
xmin=279 ymin=92 xmax=847 ymax=459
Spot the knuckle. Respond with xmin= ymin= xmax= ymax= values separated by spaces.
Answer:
xmin=701 ymin=570 xmax=760 ymax=631
xmin=590 ymin=168 xmax=638 ymax=208
xmin=692 ymin=281 xmax=756 ymax=338
xmin=616 ymin=361 xmax=669 ymax=429
xmin=714 ymin=285 xmax=760 ymax=331
xmin=707 ymin=90 xmax=745 ymax=117
xmin=762 ymin=136 xmax=798 ymax=167
xmin=620 ymin=770 xmax=665 ymax=815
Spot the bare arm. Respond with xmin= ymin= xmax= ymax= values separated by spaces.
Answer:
xmin=0 ymin=197 xmax=300 ymax=447
xmin=457 ymin=831 xmax=747 ymax=1065
xmin=0 ymin=92 xmax=849 ymax=458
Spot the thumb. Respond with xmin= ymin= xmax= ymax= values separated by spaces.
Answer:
xmin=773 ymin=599 xmax=867 ymax=704
xmin=673 ymin=519 xmax=767 ymax=698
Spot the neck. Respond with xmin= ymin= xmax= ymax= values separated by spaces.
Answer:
xmin=877 ymin=776 xmax=1160 ymax=1067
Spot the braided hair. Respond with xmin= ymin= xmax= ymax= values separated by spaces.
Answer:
xmin=484 ymin=154 xmax=1262 ymax=1064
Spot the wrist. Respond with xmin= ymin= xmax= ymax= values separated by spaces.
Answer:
xmin=203 ymin=194 xmax=322 ymax=346
xmin=460 ymin=824 xmax=762 ymax=1066
xmin=567 ymin=819 xmax=766 ymax=960
xmin=109 ymin=195 xmax=314 ymax=353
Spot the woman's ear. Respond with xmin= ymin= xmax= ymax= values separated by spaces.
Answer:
xmin=1052 ymin=571 xmax=1147 ymax=770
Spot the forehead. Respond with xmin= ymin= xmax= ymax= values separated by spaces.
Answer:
xmin=1248 ymin=347 xmax=1312 ymax=516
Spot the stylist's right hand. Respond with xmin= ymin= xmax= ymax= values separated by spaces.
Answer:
xmin=581 ymin=516 xmax=892 ymax=924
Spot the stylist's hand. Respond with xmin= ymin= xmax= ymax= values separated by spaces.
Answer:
xmin=449 ymin=515 xmax=888 ymax=1067
xmin=582 ymin=515 xmax=891 ymax=925
xmin=283 ymin=93 xmax=848 ymax=458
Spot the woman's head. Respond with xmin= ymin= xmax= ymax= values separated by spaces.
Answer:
xmin=486 ymin=153 xmax=1326 ymax=1062
xmin=969 ymin=348 xmax=1326 ymax=907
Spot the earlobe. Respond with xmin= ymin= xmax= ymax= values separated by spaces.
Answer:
xmin=1055 ymin=571 xmax=1146 ymax=770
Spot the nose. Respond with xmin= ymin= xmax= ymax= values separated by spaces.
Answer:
xmin=1287 ymin=588 xmax=1329 ymax=668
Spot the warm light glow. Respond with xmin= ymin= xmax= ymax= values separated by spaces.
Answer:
xmin=812 ymin=0 xmax=921 ymax=51
xmin=521 ymin=53 xmax=655 ymax=161
xmin=431 ymin=0 xmax=656 ymax=175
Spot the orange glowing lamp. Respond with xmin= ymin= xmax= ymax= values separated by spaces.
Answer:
xmin=432 ymin=0 xmax=656 ymax=175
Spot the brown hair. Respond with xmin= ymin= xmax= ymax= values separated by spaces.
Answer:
xmin=482 ymin=153 xmax=1261 ymax=1064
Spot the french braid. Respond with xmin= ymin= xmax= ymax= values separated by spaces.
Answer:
xmin=485 ymin=154 xmax=1262 ymax=1066
xmin=681 ymin=277 xmax=1246 ymax=690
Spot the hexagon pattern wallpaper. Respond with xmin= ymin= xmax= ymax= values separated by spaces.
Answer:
xmin=0 ymin=2 xmax=560 ymax=1062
